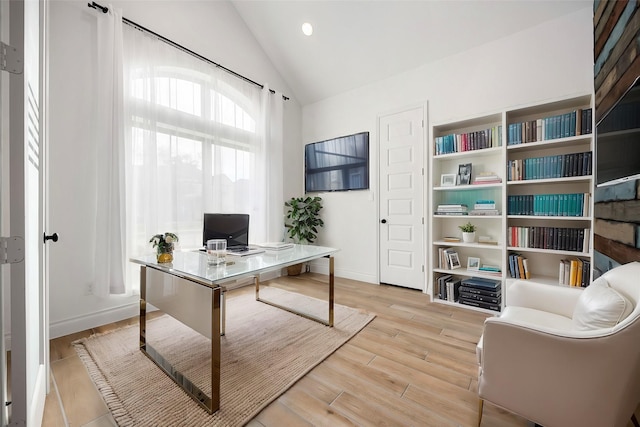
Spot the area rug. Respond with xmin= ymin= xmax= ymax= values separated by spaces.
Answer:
xmin=74 ymin=287 xmax=375 ymax=426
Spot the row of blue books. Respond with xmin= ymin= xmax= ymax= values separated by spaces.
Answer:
xmin=507 ymin=108 xmax=592 ymax=145
xmin=507 ymin=151 xmax=592 ymax=181
xmin=507 ymin=193 xmax=590 ymax=217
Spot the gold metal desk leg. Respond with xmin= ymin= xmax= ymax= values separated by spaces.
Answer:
xmin=255 ymin=255 xmax=334 ymax=327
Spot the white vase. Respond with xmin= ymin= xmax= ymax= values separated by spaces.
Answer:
xmin=462 ymin=232 xmax=476 ymax=243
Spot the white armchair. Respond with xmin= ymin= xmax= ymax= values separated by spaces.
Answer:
xmin=476 ymin=261 xmax=640 ymax=427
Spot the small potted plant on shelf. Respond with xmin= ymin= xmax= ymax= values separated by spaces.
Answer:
xmin=284 ymin=196 xmax=324 ymax=275
xmin=458 ymin=222 xmax=476 ymax=243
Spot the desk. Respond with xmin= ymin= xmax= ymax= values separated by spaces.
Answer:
xmin=130 ymin=244 xmax=338 ymax=414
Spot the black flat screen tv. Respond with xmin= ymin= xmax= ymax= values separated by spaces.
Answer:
xmin=596 ymin=76 xmax=640 ymax=187
xmin=304 ymin=131 xmax=370 ymax=193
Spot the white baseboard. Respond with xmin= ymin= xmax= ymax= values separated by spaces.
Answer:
xmin=50 ymin=271 xmax=282 ymax=340
xmin=306 ymin=261 xmax=377 ymax=284
xmin=49 ymin=302 xmax=139 ymax=340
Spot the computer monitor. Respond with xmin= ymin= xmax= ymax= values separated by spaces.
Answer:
xmin=203 ymin=213 xmax=249 ymax=250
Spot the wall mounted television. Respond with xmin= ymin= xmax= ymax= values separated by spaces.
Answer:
xmin=596 ymin=75 xmax=640 ymax=187
xmin=305 ymin=131 xmax=370 ymax=192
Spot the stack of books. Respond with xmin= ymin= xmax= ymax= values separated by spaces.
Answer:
xmin=472 ymin=172 xmax=502 ymax=185
xmin=508 ymin=253 xmax=531 ymax=279
xmin=436 ymin=274 xmax=461 ymax=302
xmin=559 ymin=258 xmax=591 ymax=287
xmin=458 ymin=277 xmax=502 ymax=312
xmin=470 ymin=200 xmax=499 ymax=216
xmin=435 ymin=204 xmax=468 ymax=215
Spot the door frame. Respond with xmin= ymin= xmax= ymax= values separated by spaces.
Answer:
xmin=376 ymin=102 xmax=429 ymax=291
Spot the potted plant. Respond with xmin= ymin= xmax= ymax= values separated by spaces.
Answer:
xmin=150 ymin=232 xmax=179 ymax=263
xmin=458 ymin=222 xmax=476 ymax=243
xmin=284 ymin=196 xmax=324 ymax=275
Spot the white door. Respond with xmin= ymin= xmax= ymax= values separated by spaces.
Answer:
xmin=1 ymin=0 xmax=48 ymax=425
xmin=379 ymin=106 xmax=425 ymax=290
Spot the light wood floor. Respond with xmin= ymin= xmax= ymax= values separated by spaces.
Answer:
xmin=41 ymin=274 xmax=640 ymax=427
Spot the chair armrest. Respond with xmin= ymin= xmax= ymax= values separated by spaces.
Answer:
xmin=479 ymin=318 xmax=639 ymax=427
xmin=507 ymin=280 xmax=583 ymax=318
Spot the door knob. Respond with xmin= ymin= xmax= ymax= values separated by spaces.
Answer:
xmin=381 ymin=219 xmax=387 ymax=224
xmin=44 ymin=233 xmax=59 ymax=243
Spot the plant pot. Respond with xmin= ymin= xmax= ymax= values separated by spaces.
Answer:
xmin=287 ymin=263 xmax=303 ymax=276
xmin=462 ymin=232 xmax=476 ymax=243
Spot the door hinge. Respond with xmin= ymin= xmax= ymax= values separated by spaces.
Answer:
xmin=0 ymin=42 xmax=23 ymax=74
xmin=0 ymin=237 xmax=25 ymax=264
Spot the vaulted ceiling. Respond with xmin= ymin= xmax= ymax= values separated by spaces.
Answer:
xmin=231 ymin=0 xmax=592 ymax=106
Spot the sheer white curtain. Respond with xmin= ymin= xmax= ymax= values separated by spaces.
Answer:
xmin=94 ymin=4 xmax=126 ymax=297
xmin=122 ymin=26 xmax=284 ymax=291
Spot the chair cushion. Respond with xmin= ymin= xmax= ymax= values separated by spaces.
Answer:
xmin=572 ymin=277 xmax=633 ymax=331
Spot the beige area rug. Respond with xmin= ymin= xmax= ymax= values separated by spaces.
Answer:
xmin=74 ymin=287 xmax=375 ymax=427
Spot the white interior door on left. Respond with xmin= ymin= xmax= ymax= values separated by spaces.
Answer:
xmin=3 ymin=0 xmax=49 ymax=425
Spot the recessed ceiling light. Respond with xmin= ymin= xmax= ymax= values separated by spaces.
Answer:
xmin=302 ymin=22 xmax=313 ymax=36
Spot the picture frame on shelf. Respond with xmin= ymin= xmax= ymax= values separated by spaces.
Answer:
xmin=441 ymin=174 xmax=457 ymax=187
xmin=458 ymin=163 xmax=472 ymax=185
xmin=467 ymin=257 xmax=480 ymax=270
xmin=448 ymin=252 xmax=461 ymax=269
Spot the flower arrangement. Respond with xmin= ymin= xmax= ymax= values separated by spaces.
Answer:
xmin=150 ymin=232 xmax=178 ymax=262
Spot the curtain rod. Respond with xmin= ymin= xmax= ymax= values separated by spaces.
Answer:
xmin=87 ymin=1 xmax=289 ymax=101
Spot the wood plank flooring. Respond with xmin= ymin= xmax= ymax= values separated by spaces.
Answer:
xmin=41 ymin=274 xmax=640 ymax=427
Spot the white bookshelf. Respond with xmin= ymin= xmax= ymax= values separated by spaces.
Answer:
xmin=428 ymin=94 xmax=594 ymax=314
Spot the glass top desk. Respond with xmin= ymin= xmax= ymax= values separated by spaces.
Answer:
xmin=130 ymin=244 xmax=338 ymax=413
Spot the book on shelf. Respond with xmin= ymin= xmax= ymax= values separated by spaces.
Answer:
xmin=507 ymin=109 xmax=592 ymax=145
xmin=473 ymin=174 xmax=502 ymax=185
xmin=446 ymin=279 xmax=461 ymax=302
xmin=507 ymin=193 xmax=590 ymax=217
xmin=478 ymin=236 xmax=499 ymax=245
xmin=507 ymin=226 xmax=590 ymax=252
xmin=458 ymin=298 xmax=501 ymax=312
xmin=470 ymin=209 xmax=500 ymax=216
xmin=459 ymin=285 xmax=501 ymax=298
xmin=460 ymin=277 xmax=501 ymax=290
xmin=507 ymin=151 xmax=592 ymax=182
xmin=434 ymin=125 xmax=503 ymax=155
xmin=508 ymin=253 xmax=530 ymax=279
xmin=459 ymin=291 xmax=501 ymax=304
xmin=442 ymin=236 xmax=461 ymax=242
xmin=437 ymin=274 xmax=452 ymax=300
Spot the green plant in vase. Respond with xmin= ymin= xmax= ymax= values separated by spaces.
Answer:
xmin=458 ymin=222 xmax=476 ymax=243
xmin=284 ymin=196 xmax=324 ymax=275
xmin=150 ymin=232 xmax=179 ymax=263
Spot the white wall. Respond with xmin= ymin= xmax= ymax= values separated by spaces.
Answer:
xmin=302 ymin=7 xmax=594 ymax=285
xmin=47 ymin=0 xmax=300 ymax=338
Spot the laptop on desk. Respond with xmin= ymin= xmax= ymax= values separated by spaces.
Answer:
xmin=202 ymin=213 xmax=263 ymax=256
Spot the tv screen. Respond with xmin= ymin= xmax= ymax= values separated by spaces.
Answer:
xmin=596 ymin=76 xmax=640 ymax=187
xmin=305 ymin=131 xmax=370 ymax=192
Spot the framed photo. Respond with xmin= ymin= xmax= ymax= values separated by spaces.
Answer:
xmin=448 ymin=252 xmax=461 ymax=270
xmin=467 ymin=257 xmax=480 ymax=271
xmin=458 ymin=163 xmax=472 ymax=185
xmin=441 ymin=173 xmax=457 ymax=187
